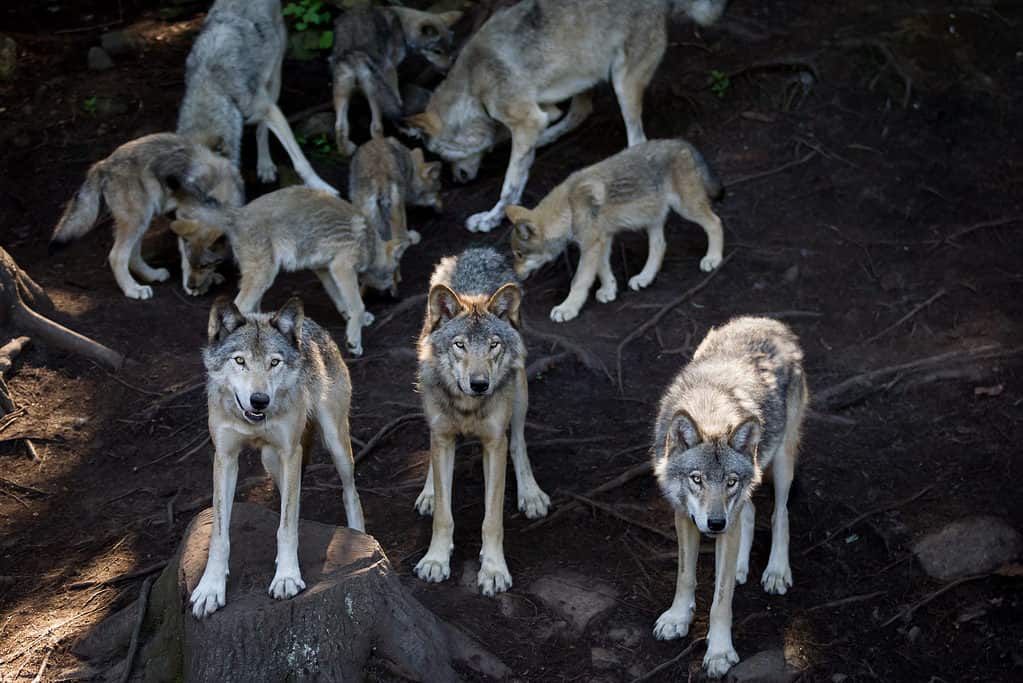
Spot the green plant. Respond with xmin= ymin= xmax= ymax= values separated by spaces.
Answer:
xmin=283 ymin=0 xmax=331 ymax=32
xmin=707 ymin=69 xmax=731 ymax=99
xmin=283 ymin=0 xmax=335 ymax=55
xmin=297 ymin=133 xmax=335 ymax=160
xmin=82 ymin=96 xmax=97 ymax=115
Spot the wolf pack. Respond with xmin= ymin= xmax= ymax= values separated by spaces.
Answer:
xmin=48 ymin=0 xmax=812 ymax=678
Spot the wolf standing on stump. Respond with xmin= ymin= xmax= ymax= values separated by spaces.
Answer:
xmin=650 ymin=317 xmax=807 ymax=677
xmin=414 ymin=248 xmax=550 ymax=596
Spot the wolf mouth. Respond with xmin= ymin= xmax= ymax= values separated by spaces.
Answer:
xmin=235 ymin=393 xmax=266 ymax=424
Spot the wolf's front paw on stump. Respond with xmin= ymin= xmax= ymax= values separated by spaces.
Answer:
xmin=72 ymin=503 xmax=509 ymax=682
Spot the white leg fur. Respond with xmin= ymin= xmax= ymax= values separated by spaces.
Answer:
xmin=415 ymin=433 xmax=456 ymax=583
xmin=477 ymin=431 xmax=512 ymax=596
xmin=466 ymin=112 xmax=542 ymax=233
xmin=704 ymin=516 xmax=742 ymax=678
xmin=319 ymin=406 xmax=366 ymax=532
xmin=509 ymin=369 xmax=550 ymax=518
xmin=268 ymin=443 xmax=305 ymax=600
xmin=551 ymin=243 xmax=603 ymax=322
xmin=109 ymin=214 xmax=155 ymax=300
xmin=654 ymin=510 xmax=700 ymax=640
xmin=415 ymin=460 xmax=435 ymax=516
xmin=736 ymin=499 xmax=755 ymax=584
xmin=595 ymin=240 xmax=618 ymax=304
xmin=628 ymin=219 xmax=667 ymax=291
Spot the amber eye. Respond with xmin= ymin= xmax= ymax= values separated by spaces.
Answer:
xmin=690 ymin=473 xmax=703 ymax=486
xmin=234 ymin=357 xmax=245 ymax=366
xmin=726 ymin=477 xmax=738 ymax=488
xmin=454 ymin=341 xmax=466 ymax=350
xmin=270 ymin=358 xmax=281 ymax=367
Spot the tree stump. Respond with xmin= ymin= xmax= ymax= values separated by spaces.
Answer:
xmin=73 ymin=503 xmax=508 ymax=682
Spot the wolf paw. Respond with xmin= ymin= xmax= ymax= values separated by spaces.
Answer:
xmin=190 ymin=574 xmax=227 ymax=618
xmin=346 ymin=340 xmax=363 ymax=357
xmin=257 ymin=160 xmax=278 ymax=184
xmin=336 ymin=137 xmax=357 ymax=156
xmin=362 ymin=311 xmax=375 ymax=326
xmin=477 ymin=560 xmax=513 ymax=597
xmin=414 ymin=488 xmax=434 ymax=516
xmin=761 ymin=564 xmax=792 ymax=595
xmin=124 ymin=284 xmax=154 ymax=300
xmin=653 ymin=606 xmax=694 ymax=640
xmin=700 ymin=253 xmax=722 ymax=272
xmin=408 ymin=230 xmax=422 ymax=245
xmin=415 ymin=555 xmax=451 ymax=583
xmin=628 ymin=273 xmax=655 ymax=291
xmin=549 ymin=303 xmax=580 ymax=323
xmin=703 ymin=645 xmax=739 ymax=678
xmin=735 ymin=561 xmax=749 ymax=585
xmin=466 ymin=210 xmax=501 ymax=233
xmin=518 ymin=485 xmax=551 ymax=519
xmin=268 ymin=569 xmax=306 ymax=600
xmin=148 ymin=268 xmax=171 ymax=283
xmin=596 ymin=284 xmax=618 ymax=303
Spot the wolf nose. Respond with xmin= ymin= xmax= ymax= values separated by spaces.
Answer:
xmin=454 ymin=168 xmax=470 ymax=183
xmin=249 ymin=392 xmax=270 ymax=411
xmin=707 ymin=517 xmax=726 ymax=533
xmin=469 ymin=377 xmax=490 ymax=394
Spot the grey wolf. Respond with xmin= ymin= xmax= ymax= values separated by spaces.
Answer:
xmin=190 ymin=297 xmax=365 ymax=618
xmin=404 ymin=0 xmax=728 ymax=233
xmin=650 ymin=316 xmax=807 ymax=678
xmin=49 ymin=132 xmax=244 ymax=300
xmin=331 ymin=5 xmax=461 ymax=155
xmin=172 ymin=185 xmax=405 ymax=356
xmin=177 ymin=0 xmax=336 ymax=193
xmin=505 ymin=139 xmax=724 ymax=323
xmin=349 ymin=136 xmax=443 ymax=258
xmin=414 ymin=247 xmax=550 ymax=596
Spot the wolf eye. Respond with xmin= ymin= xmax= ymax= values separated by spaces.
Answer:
xmin=453 ymin=340 xmax=466 ymax=350
xmin=234 ymin=357 xmax=245 ymax=366
xmin=513 ymin=250 xmax=523 ymax=260
xmin=489 ymin=340 xmax=501 ymax=350
xmin=270 ymin=358 xmax=281 ymax=367
xmin=690 ymin=473 xmax=702 ymax=486
xmin=726 ymin=477 xmax=739 ymax=488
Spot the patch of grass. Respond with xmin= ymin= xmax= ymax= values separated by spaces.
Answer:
xmin=297 ymin=132 xmax=336 ymax=160
xmin=283 ymin=0 xmax=336 ymax=58
xmin=82 ymin=96 xmax=97 ymax=115
xmin=707 ymin=69 xmax=731 ymax=99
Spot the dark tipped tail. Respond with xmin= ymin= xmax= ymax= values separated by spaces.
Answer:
xmin=352 ymin=53 xmax=403 ymax=121
xmin=691 ymin=146 xmax=725 ymax=201
xmin=51 ymin=162 xmax=106 ymax=248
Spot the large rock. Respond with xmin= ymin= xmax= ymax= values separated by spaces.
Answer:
xmin=87 ymin=46 xmax=114 ymax=71
xmin=101 ymin=30 xmax=141 ymax=56
xmin=529 ymin=570 xmax=618 ymax=632
xmin=727 ymin=649 xmax=799 ymax=683
xmin=73 ymin=503 xmax=508 ymax=682
xmin=913 ymin=515 xmax=1022 ymax=581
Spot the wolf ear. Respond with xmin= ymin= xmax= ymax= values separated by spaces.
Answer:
xmin=428 ymin=284 xmax=463 ymax=330
xmin=208 ymin=297 xmax=245 ymax=344
xmin=170 ymin=219 xmax=200 ymax=239
xmin=668 ymin=411 xmax=702 ymax=450
xmin=271 ymin=297 xmax=304 ymax=348
xmin=404 ymin=111 xmax=442 ymax=139
xmin=730 ymin=418 xmax=762 ymax=458
xmin=505 ymin=205 xmax=534 ymax=232
xmin=423 ymin=161 xmax=442 ymax=183
xmin=487 ymin=283 xmax=522 ymax=328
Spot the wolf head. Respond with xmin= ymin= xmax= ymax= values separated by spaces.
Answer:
xmin=423 ymin=282 xmax=523 ymax=397
xmin=653 ymin=410 xmax=761 ymax=536
xmin=404 ymin=96 xmax=497 ymax=183
xmin=391 ymin=7 xmax=462 ymax=71
xmin=204 ymin=298 xmax=306 ymax=425
xmin=171 ymin=217 xmax=230 ymax=296
xmin=409 ymin=147 xmax=444 ymax=211
xmin=505 ymin=187 xmax=579 ymax=279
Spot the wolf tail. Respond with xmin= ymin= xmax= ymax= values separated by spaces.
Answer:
xmin=50 ymin=160 xmax=108 ymax=251
xmin=351 ymin=53 xmax=403 ymax=121
xmin=688 ymin=145 xmax=725 ymax=201
xmin=669 ymin=0 xmax=728 ymax=27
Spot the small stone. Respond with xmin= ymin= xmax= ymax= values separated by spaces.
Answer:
xmin=101 ymin=30 xmax=139 ymax=56
xmin=0 ymin=35 xmax=16 ymax=81
xmin=590 ymin=647 xmax=621 ymax=670
xmin=913 ymin=516 xmax=1022 ymax=581
xmin=831 ymin=675 xmax=848 ymax=683
xmin=726 ymin=649 xmax=797 ymax=683
xmin=297 ymin=111 xmax=335 ymax=138
xmin=87 ymin=46 xmax=114 ymax=71
xmin=71 ymin=416 xmax=90 ymax=430
xmin=607 ymin=624 xmax=642 ymax=648
xmin=529 ymin=571 xmax=618 ymax=632
xmin=783 ymin=265 xmax=799 ymax=283
xmin=906 ymin=625 xmax=921 ymax=643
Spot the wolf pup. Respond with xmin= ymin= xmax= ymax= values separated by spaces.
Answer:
xmin=651 ymin=317 xmax=807 ymax=678
xmin=190 ymin=297 xmax=365 ymax=618
xmin=177 ymin=0 xmax=336 ymax=193
xmin=404 ymin=0 xmax=728 ymax=233
xmin=331 ymin=5 xmax=461 ymax=155
xmin=49 ymin=133 xmax=244 ymax=301
xmin=172 ymin=186 xmax=407 ymax=356
xmin=506 ymin=139 xmax=724 ymax=323
xmin=414 ymin=247 xmax=550 ymax=596
xmin=349 ymin=137 xmax=443 ymax=254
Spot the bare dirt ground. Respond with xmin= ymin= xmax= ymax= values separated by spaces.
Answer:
xmin=1 ymin=0 xmax=1022 ymax=681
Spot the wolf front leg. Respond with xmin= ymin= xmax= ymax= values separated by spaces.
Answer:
xmin=653 ymin=509 xmax=700 ymax=639
xmin=466 ymin=107 xmax=544 ymax=233
xmin=477 ymin=427 xmax=512 ymax=595
xmin=268 ymin=440 xmax=306 ymax=600
xmin=703 ymin=510 xmax=743 ymax=678
xmin=415 ymin=431 xmax=456 ymax=583
xmin=190 ymin=429 xmax=242 ymax=618
xmin=550 ymin=241 xmax=603 ymax=322
xmin=509 ymin=368 xmax=550 ymax=518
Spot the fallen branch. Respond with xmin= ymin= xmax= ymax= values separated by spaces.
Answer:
xmin=134 ymin=431 xmax=210 ymax=471
xmin=116 ymin=575 xmax=154 ymax=683
xmin=567 ymin=492 xmax=674 ymax=541
xmin=630 ymin=638 xmax=706 ymax=683
xmin=801 ymin=485 xmax=933 ymax=556
xmin=880 ymin=574 xmax=989 ymax=628
xmin=68 ymin=560 xmax=169 ymax=590
xmin=725 ymin=151 xmax=816 ymax=187
xmin=863 ymin=289 xmax=946 ymax=345
xmin=371 ymin=293 xmax=427 ymax=331
xmin=0 ymin=476 xmax=48 ymax=498
xmin=805 ymin=590 xmax=886 ymax=613
xmin=0 ymin=336 xmax=30 ymax=376
xmin=616 ymin=254 xmax=734 ymax=392
xmin=937 ymin=215 xmax=1023 ymax=248
xmin=525 ymin=326 xmax=610 ymax=381
xmin=355 ymin=413 xmax=424 ymax=463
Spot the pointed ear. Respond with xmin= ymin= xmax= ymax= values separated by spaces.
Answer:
xmin=170 ymin=219 xmax=200 ymax=238
xmin=439 ymin=11 xmax=462 ymax=27
xmin=410 ymin=147 xmax=426 ymax=167
xmin=573 ymin=179 xmax=605 ymax=217
xmin=404 ymin=111 xmax=442 ymax=138
xmin=668 ymin=411 xmax=702 ymax=450
xmin=428 ymin=284 xmax=463 ymax=330
xmin=270 ymin=297 xmax=304 ymax=348
xmin=505 ymin=205 xmax=532 ymax=226
xmin=487 ymin=283 xmax=522 ymax=328
xmin=730 ymin=418 xmax=762 ymax=458
xmin=423 ymin=161 xmax=442 ymax=182
xmin=208 ymin=297 xmax=245 ymax=344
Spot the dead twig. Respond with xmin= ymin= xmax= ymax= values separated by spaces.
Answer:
xmin=371 ymin=294 xmax=427 ymax=331
xmin=29 ymin=647 xmax=52 ymax=683
xmin=805 ymin=590 xmax=886 ymax=613
xmin=175 ymin=434 xmax=212 ymax=463
xmin=355 ymin=413 xmax=424 ymax=463
xmin=567 ymin=492 xmax=673 ymax=541
xmin=630 ymin=638 xmax=707 ymax=683
xmin=135 ymin=431 xmax=210 ymax=471
xmin=526 ymin=351 xmax=572 ymax=380
xmin=936 ymin=215 xmax=1023 ymax=248
xmin=0 ymin=336 xmax=30 ymax=376
xmin=863 ymin=289 xmax=945 ymax=345
xmin=117 ymin=575 xmax=155 ymax=683
xmin=880 ymin=574 xmax=989 ymax=628
xmin=68 ymin=560 xmax=169 ymax=590
xmin=0 ymin=476 xmax=48 ymax=497
xmin=24 ymin=439 xmax=40 ymax=462
xmin=802 ymin=485 xmax=933 ymax=556
xmin=725 ymin=151 xmax=816 ymax=187
xmin=524 ymin=326 xmax=610 ymax=381
xmin=616 ymin=254 xmax=734 ymax=392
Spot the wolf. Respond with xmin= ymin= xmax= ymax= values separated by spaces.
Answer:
xmin=177 ymin=0 xmax=336 ymax=193
xmin=330 ymin=5 xmax=461 ymax=155
xmin=190 ymin=297 xmax=365 ymax=618
xmin=650 ymin=317 xmax=807 ymax=678
xmin=349 ymin=137 xmax=443 ymax=255
xmin=505 ymin=139 xmax=724 ymax=323
xmin=404 ymin=0 xmax=728 ymax=233
xmin=49 ymin=132 xmax=244 ymax=300
xmin=172 ymin=185 xmax=407 ymax=356
xmin=413 ymin=247 xmax=550 ymax=596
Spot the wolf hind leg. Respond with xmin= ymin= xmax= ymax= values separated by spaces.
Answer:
xmin=108 ymin=203 xmax=156 ymax=300
xmin=673 ymin=178 xmax=724 ymax=272
xmin=129 ymin=232 xmax=170 ymax=284
xmin=332 ymin=62 xmax=357 ymax=156
xmin=537 ymin=92 xmax=594 ymax=147
xmin=327 ymin=259 xmax=370 ymax=356
xmin=628 ymin=215 xmax=667 ymax=291
xmin=595 ymin=239 xmax=618 ymax=303
xmin=611 ymin=31 xmax=665 ymax=147
xmin=415 ymin=460 xmax=435 ymax=516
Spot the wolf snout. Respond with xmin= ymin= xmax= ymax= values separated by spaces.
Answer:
xmin=469 ymin=376 xmax=490 ymax=394
xmin=249 ymin=392 xmax=270 ymax=411
xmin=453 ymin=167 xmax=472 ymax=183
xmin=707 ymin=517 xmax=726 ymax=533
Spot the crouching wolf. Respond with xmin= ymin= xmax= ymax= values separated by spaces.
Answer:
xmin=349 ymin=137 xmax=444 ymax=257
xmin=191 ymin=297 xmax=365 ymax=618
xmin=173 ymin=186 xmax=407 ymax=356
xmin=414 ymin=247 xmax=550 ymax=596
xmin=505 ymin=139 xmax=724 ymax=323
xmin=49 ymin=133 xmax=244 ymax=301
xmin=651 ymin=317 xmax=807 ymax=678
xmin=331 ymin=5 xmax=461 ymax=155
xmin=404 ymin=0 xmax=728 ymax=233
xmin=178 ymin=0 xmax=336 ymax=194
